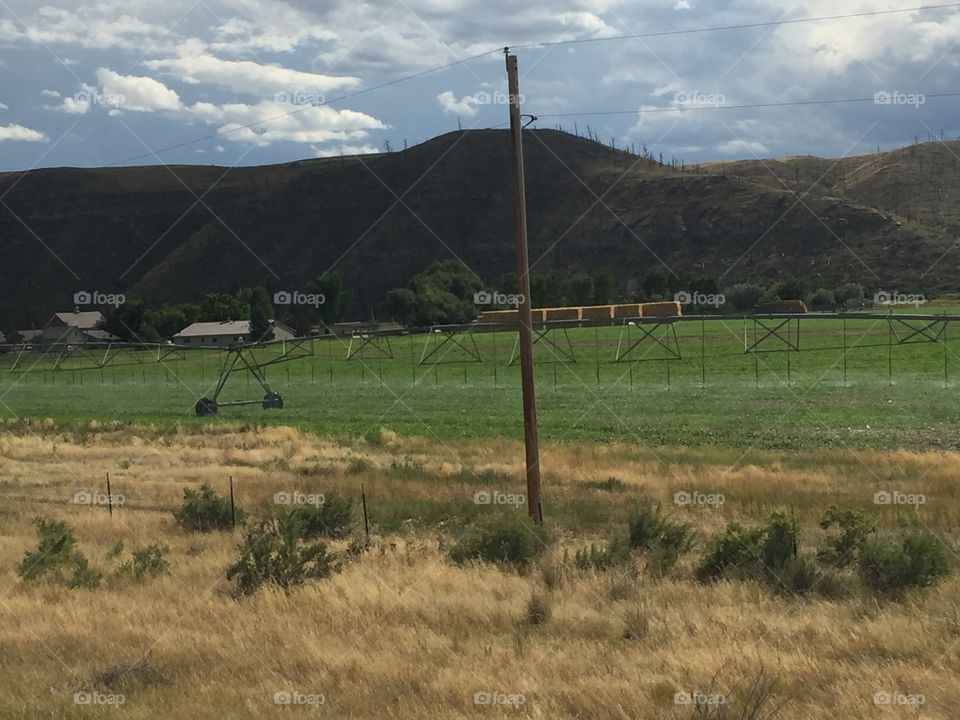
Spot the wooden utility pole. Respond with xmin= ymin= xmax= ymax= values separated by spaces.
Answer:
xmin=505 ymin=51 xmax=542 ymax=524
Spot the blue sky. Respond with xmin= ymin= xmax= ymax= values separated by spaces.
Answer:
xmin=0 ymin=0 xmax=958 ymax=171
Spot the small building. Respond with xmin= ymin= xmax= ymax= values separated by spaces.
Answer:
xmin=173 ymin=320 xmax=297 ymax=346
xmin=38 ymin=311 xmax=118 ymax=346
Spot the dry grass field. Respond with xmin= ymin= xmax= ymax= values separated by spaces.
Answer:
xmin=1 ymin=420 xmax=958 ymax=719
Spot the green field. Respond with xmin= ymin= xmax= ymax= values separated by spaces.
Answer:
xmin=3 ymin=310 xmax=960 ymax=449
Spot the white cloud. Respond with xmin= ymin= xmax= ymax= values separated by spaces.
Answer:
xmin=40 ymin=89 xmax=61 ymax=98
xmin=144 ymin=42 xmax=360 ymax=97
xmin=95 ymin=68 xmax=182 ymax=112
xmin=437 ymin=91 xmax=481 ymax=117
xmin=674 ymin=0 xmax=692 ymax=9
xmin=60 ymin=96 xmax=90 ymax=114
xmin=0 ymin=102 xmax=7 ymax=110
xmin=716 ymin=139 xmax=770 ymax=156
xmin=313 ymin=144 xmax=380 ymax=157
xmin=0 ymin=124 xmax=47 ymax=142
xmin=0 ymin=6 xmax=167 ymax=50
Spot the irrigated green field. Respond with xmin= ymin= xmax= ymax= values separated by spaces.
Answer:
xmin=2 ymin=310 xmax=960 ymax=449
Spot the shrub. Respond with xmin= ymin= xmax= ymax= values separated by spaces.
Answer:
xmin=289 ymin=492 xmax=353 ymax=539
xmin=117 ymin=545 xmax=170 ymax=580
xmin=226 ymin=514 xmax=341 ymax=596
xmin=587 ymin=477 xmax=627 ymax=493
xmin=857 ymin=533 xmax=953 ymax=594
xmin=173 ymin=484 xmax=243 ymax=532
xmin=575 ymin=534 xmax=632 ymax=571
xmin=761 ymin=510 xmax=799 ymax=570
xmin=627 ymin=503 xmax=694 ymax=572
xmin=816 ymin=505 xmax=875 ymax=567
xmin=696 ymin=522 xmax=765 ymax=582
xmin=17 ymin=517 xmax=102 ymax=589
xmin=526 ymin=591 xmax=551 ymax=625
xmin=448 ymin=512 xmax=549 ymax=569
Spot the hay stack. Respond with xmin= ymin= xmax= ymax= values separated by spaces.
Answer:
xmin=639 ymin=301 xmax=682 ymax=317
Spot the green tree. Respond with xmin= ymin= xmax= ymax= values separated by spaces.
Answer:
xmin=246 ymin=287 xmax=274 ymax=343
xmin=642 ymin=268 xmax=669 ymax=299
xmin=310 ymin=271 xmax=352 ymax=325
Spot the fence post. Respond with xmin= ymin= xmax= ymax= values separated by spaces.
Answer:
xmin=229 ymin=476 xmax=236 ymax=529
xmin=361 ymin=483 xmax=370 ymax=541
xmin=105 ymin=472 xmax=113 ymax=518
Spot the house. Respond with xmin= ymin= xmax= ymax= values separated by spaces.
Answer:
xmin=37 ymin=311 xmax=119 ymax=346
xmin=173 ymin=320 xmax=297 ymax=346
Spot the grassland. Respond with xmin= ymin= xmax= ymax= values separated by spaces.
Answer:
xmin=2 ymin=310 xmax=960 ymax=449
xmin=1 ymin=424 xmax=959 ymax=719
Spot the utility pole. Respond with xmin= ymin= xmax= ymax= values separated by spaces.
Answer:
xmin=505 ymin=50 xmax=542 ymax=524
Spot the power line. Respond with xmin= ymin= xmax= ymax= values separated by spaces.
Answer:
xmin=509 ymin=3 xmax=960 ymax=50
xmin=535 ymin=91 xmax=960 ymax=119
xmin=98 ymin=2 xmax=960 ymax=166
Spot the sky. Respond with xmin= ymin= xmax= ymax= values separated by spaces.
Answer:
xmin=0 ymin=0 xmax=959 ymax=171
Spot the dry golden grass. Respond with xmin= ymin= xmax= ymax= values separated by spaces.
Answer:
xmin=1 ymin=422 xmax=958 ymax=719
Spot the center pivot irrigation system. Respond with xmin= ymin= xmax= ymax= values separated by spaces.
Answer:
xmin=193 ymin=337 xmax=314 ymax=416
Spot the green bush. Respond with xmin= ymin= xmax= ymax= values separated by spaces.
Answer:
xmin=809 ymin=288 xmax=836 ymax=309
xmin=17 ymin=518 xmax=101 ymax=589
xmin=761 ymin=510 xmax=799 ymax=570
xmin=587 ymin=477 xmax=627 ymax=493
xmin=227 ymin=515 xmax=341 ymax=596
xmin=289 ymin=492 xmax=353 ymax=539
xmin=117 ymin=545 xmax=171 ymax=580
xmin=575 ymin=534 xmax=632 ymax=571
xmin=816 ymin=505 xmax=875 ymax=567
xmin=627 ymin=503 xmax=694 ymax=572
xmin=696 ymin=522 xmax=766 ymax=582
xmin=858 ymin=533 xmax=952 ymax=594
xmin=448 ymin=512 xmax=549 ymax=569
xmin=173 ymin=484 xmax=243 ymax=532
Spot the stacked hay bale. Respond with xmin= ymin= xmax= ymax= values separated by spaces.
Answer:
xmin=755 ymin=299 xmax=808 ymax=314
xmin=612 ymin=304 xmax=641 ymax=319
xmin=639 ymin=301 xmax=683 ymax=317
xmin=579 ymin=305 xmax=613 ymax=322
xmin=543 ymin=307 xmax=580 ymax=322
